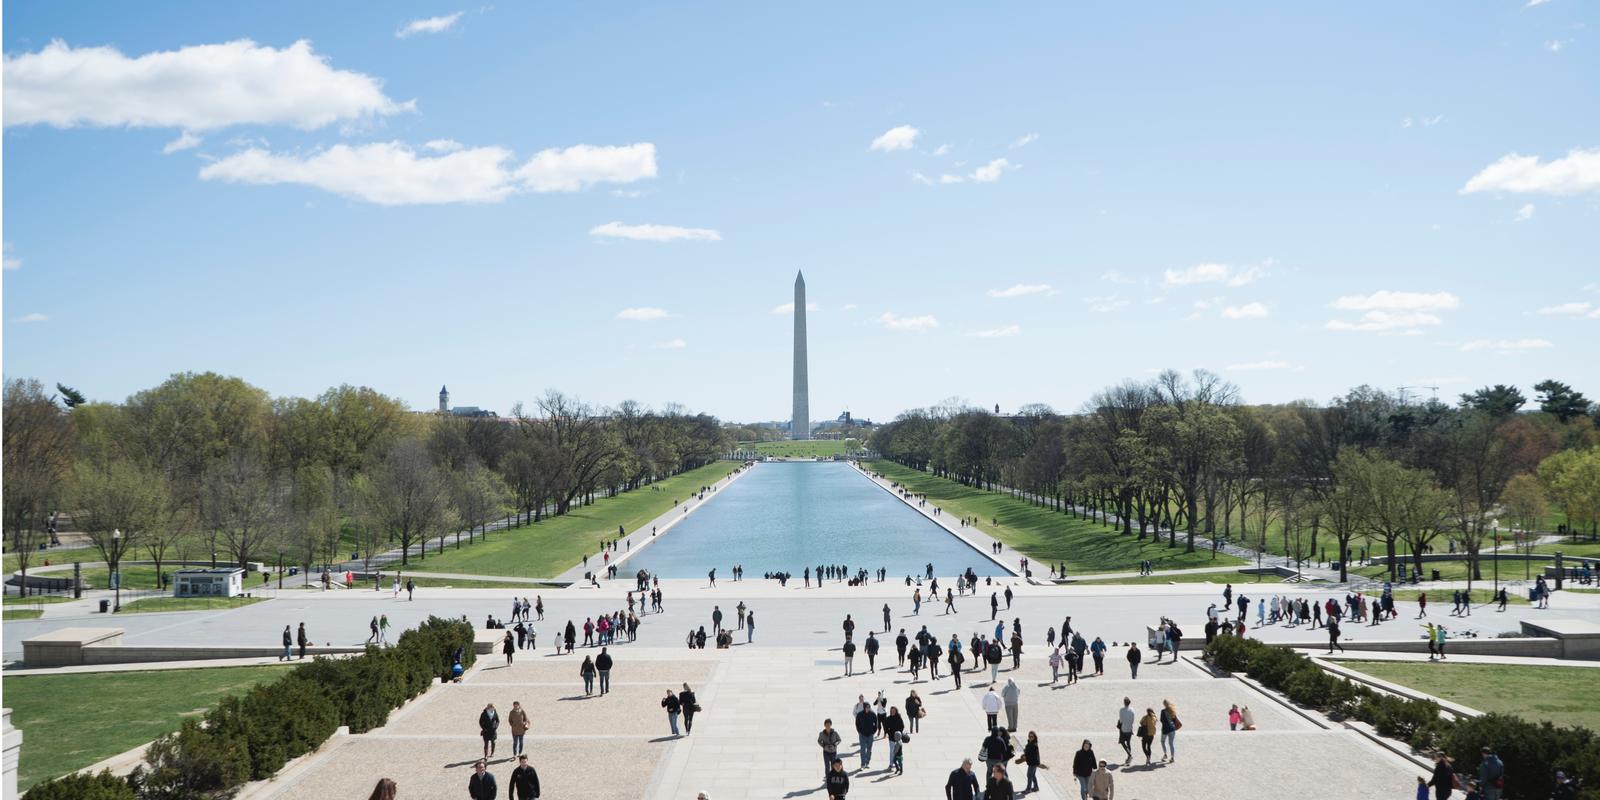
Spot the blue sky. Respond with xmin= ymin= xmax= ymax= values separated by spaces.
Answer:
xmin=3 ymin=2 xmax=1597 ymax=423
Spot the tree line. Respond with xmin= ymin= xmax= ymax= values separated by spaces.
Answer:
xmin=3 ymin=374 xmax=733 ymax=590
xmin=870 ymin=371 xmax=1600 ymax=584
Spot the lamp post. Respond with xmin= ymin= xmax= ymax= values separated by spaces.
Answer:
xmin=112 ymin=528 xmax=123 ymax=612
xmin=1493 ymin=526 xmax=1500 ymax=596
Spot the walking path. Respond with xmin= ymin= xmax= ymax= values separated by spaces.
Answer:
xmin=853 ymin=463 xmax=1024 ymax=577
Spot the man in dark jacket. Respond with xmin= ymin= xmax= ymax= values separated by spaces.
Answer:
xmin=296 ymin=622 xmax=308 ymax=659
xmin=945 ymin=758 xmax=979 ymax=800
xmin=595 ymin=648 xmax=613 ymax=695
xmin=985 ymin=763 xmax=1015 ymax=800
xmin=280 ymin=626 xmax=292 ymax=661
xmin=508 ymin=755 xmax=539 ymax=799
xmin=679 ymin=683 xmax=698 ymax=734
xmin=826 ymin=758 xmax=850 ymax=798
xmin=468 ymin=759 xmax=497 ymax=800
xmin=479 ymin=704 xmax=500 ymax=759
xmin=854 ymin=705 xmax=879 ymax=769
xmin=865 ymin=633 xmax=880 ymax=673
xmin=896 ymin=629 xmax=909 ymax=666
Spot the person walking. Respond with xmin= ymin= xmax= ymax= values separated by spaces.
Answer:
xmin=865 ymin=632 xmax=880 ymax=673
xmin=843 ymin=614 xmax=855 ymax=642
xmin=1072 ymin=740 xmax=1097 ymax=800
xmin=508 ymin=754 xmax=539 ymax=799
xmin=1015 ymin=731 xmax=1045 ymax=794
xmin=842 ymin=638 xmax=857 ymax=676
xmin=379 ymin=614 xmax=390 ymax=645
xmin=508 ymin=701 xmax=529 ymax=757
xmin=986 ymin=763 xmax=1015 ymax=800
xmin=906 ymin=690 xmax=924 ymax=734
xmin=1428 ymin=755 xmax=1456 ymax=800
xmin=712 ymin=605 xmax=723 ymax=634
xmin=595 ymin=647 xmax=613 ymax=694
xmin=1049 ymin=647 xmax=1063 ymax=684
xmin=297 ymin=622 xmax=309 ymax=660
xmin=884 ymin=707 xmax=906 ymax=775
xmin=580 ymin=655 xmax=596 ymax=695
xmin=1328 ymin=617 xmax=1345 ymax=654
xmin=1088 ymin=760 xmax=1114 ymax=800
xmin=986 ymin=638 xmax=1003 ymax=684
xmin=990 ymin=592 xmax=1000 ymax=620
xmin=818 ymin=719 xmax=842 ymax=778
xmin=945 ymin=759 xmax=980 ymax=800
xmin=981 ymin=687 xmax=1003 ymax=731
xmin=468 ymin=759 xmax=497 ymax=800
xmin=855 ymin=701 xmax=880 ymax=770
xmin=1090 ymin=637 xmax=1106 ymax=676
xmin=1117 ymin=697 xmax=1136 ymax=765
xmin=1137 ymin=708 xmax=1157 ymax=766
xmin=1126 ymin=642 xmax=1141 ymax=679
xmin=1001 ymin=678 xmax=1021 ymax=732
xmin=896 ymin=629 xmax=909 ymax=666
xmin=1158 ymin=700 xmax=1180 ymax=763
xmin=502 ymin=632 xmax=515 ymax=666
xmin=1478 ymin=746 xmax=1505 ymax=800
xmin=949 ymin=643 xmax=965 ymax=689
xmin=662 ymin=689 xmax=682 ymax=735
xmin=746 ymin=610 xmax=755 ymax=643
xmin=737 ymin=600 xmax=747 ymax=630
xmin=478 ymin=704 xmax=500 ymax=760
xmin=280 ymin=625 xmax=293 ymax=661
xmin=1004 ymin=585 xmax=1013 ymax=609
xmin=679 ymin=683 xmax=698 ymax=734
xmin=367 ymin=616 xmax=380 ymax=645
xmin=826 ymin=758 xmax=850 ymax=799
xmin=883 ymin=603 xmax=892 ymax=633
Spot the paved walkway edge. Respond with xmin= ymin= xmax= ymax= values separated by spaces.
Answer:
xmin=852 ymin=463 xmax=1022 ymax=578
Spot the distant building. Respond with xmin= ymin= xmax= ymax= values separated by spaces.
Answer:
xmin=433 ymin=385 xmax=498 ymax=418
xmin=174 ymin=567 xmax=244 ymax=598
xmin=440 ymin=385 xmax=450 ymax=412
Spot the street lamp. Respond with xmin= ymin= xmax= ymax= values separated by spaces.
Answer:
xmin=112 ymin=528 xmax=123 ymax=612
xmin=1493 ymin=526 xmax=1499 ymax=596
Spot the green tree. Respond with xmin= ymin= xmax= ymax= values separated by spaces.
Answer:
xmin=3 ymin=379 xmax=76 ymax=596
xmin=1533 ymin=379 xmax=1591 ymax=423
xmin=1459 ymin=384 xmax=1526 ymax=418
xmin=70 ymin=459 xmax=169 ymax=608
xmin=360 ymin=438 xmax=453 ymax=566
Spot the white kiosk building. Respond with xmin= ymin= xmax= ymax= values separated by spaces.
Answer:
xmin=173 ymin=567 xmax=245 ymax=598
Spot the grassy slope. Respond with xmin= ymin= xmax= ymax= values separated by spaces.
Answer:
xmin=746 ymin=440 xmax=852 ymax=458
xmin=1337 ymin=661 xmax=1600 ymax=729
xmin=7 ymin=665 xmax=291 ymax=790
xmin=3 ymin=609 xmax=44 ymax=620
xmin=406 ymin=461 xmax=740 ymax=577
xmin=118 ymin=595 xmax=268 ymax=613
xmin=867 ymin=461 xmax=1245 ymax=573
xmin=1072 ymin=572 xmax=1287 ymax=585
xmin=3 ymin=547 xmax=103 ymax=574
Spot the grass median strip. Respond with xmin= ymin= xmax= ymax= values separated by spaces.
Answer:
xmin=866 ymin=460 xmax=1246 ymax=573
xmin=1334 ymin=660 xmax=1600 ymax=729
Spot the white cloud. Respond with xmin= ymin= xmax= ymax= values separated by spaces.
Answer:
xmin=1100 ymin=270 xmax=1138 ymax=284
xmin=1527 ymin=0 xmax=1552 ymax=6
xmin=1221 ymin=302 xmax=1269 ymax=320
xmin=1225 ymin=360 xmax=1291 ymax=371
xmin=1537 ymin=302 xmax=1592 ymax=315
xmin=1403 ymin=115 xmax=1445 ymax=128
xmin=988 ymin=283 xmax=1053 ymax=298
xmin=1085 ymin=295 xmax=1130 ymax=313
xmin=652 ymin=338 xmax=687 ymax=350
xmin=939 ymin=174 xmax=964 ymax=184
xmin=1010 ymin=133 xmax=1039 ymax=149
xmin=14 ymin=313 xmax=50 ymax=323
xmin=200 ymin=142 xmax=518 ymax=205
xmin=1547 ymin=39 xmax=1568 ymax=52
xmin=162 ymin=130 xmax=201 ymax=154
xmin=933 ymin=144 xmax=952 ymax=156
xmin=610 ymin=189 xmax=648 ymax=198
xmin=3 ymin=39 xmax=408 ymax=131
xmin=1591 ymin=309 xmax=1600 ymax=319
xmin=515 ymin=143 xmax=657 ymax=192
xmin=1331 ymin=290 xmax=1460 ymax=312
xmin=870 ymin=125 xmax=920 ymax=152
xmin=1325 ymin=311 xmax=1445 ymax=333
xmin=397 ymin=12 xmax=464 ymax=38
xmin=424 ymin=139 xmax=464 ymax=153
xmin=1162 ymin=262 xmax=1265 ymax=288
xmin=616 ymin=307 xmax=672 ymax=321
xmin=3 ymin=243 xmax=21 ymax=271
xmin=1459 ymin=338 xmax=1554 ymax=353
xmin=967 ymin=325 xmax=1022 ymax=338
xmin=590 ymin=222 xmax=721 ymax=242
xmin=200 ymin=141 xmax=656 ymax=205
xmin=771 ymin=302 xmax=819 ymax=315
xmin=1516 ymin=203 xmax=1535 ymax=222
xmin=841 ymin=303 xmax=858 ymax=311
xmin=970 ymin=158 xmax=1013 ymax=183
xmin=1461 ymin=148 xmax=1600 ymax=195
xmin=876 ymin=312 xmax=938 ymax=332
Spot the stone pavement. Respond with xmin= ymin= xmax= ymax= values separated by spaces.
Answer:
xmin=258 ymin=643 xmax=1423 ymax=799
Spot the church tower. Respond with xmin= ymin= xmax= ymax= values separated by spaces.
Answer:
xmin=439 ymin=385 xmax=449 ymax=413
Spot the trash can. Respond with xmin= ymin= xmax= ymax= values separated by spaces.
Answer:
xmin=99 ymin=599 xmax=110 ymax=613
xmin=1431 ymin=569 xmax=1442 ymax=581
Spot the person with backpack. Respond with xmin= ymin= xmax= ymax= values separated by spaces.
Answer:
xmin=1477 ymin=746 xmax=1505 ymax=800
xmin=1159 ymin=700 xmax=1181 ymax=763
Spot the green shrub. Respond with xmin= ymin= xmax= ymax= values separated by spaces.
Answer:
xmin=1440 ymin=714 xmax=1600 ymax=800
xmin=132 ymin=719 xmax=250 ymax=800
xmin=24 ymin=770 xmax=136 ymax=800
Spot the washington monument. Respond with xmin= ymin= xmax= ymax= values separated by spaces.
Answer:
xmin=791 ymin=270 xmax=810 ymax=440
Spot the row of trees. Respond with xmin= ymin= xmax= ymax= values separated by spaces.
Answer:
xmin=3 ymin=374 xmax=732 ymax=594
xmin=871 ymin=372 xmax=1600 ymax=584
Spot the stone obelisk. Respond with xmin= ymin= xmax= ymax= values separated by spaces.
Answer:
xmin=791 ymin=270 xmax=810 ymax=440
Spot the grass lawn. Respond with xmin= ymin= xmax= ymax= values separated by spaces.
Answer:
xmin=118 ymin=595 xmax=268 ymax=613
xmin=1072 ymin=571 xmax=1288 ymax=586
xmin=391 ymin=575 xmax=563 ymax=589
xmin=405 ymin=462 xmax=740 ymax=577
xmin=867 ymin=461 xmax=1246 ymax=573
xmin=1532 ymin=541 xmax=1600 ymax=559
xmin=2 ymin=593 xmax=77 ymax=605
xmin=1336 ymin=661 xmax=1600 ymax=729
xmin=746 ymin=440 xmax=854 ymax=458
xmin=3 ymin=547 xmax=103 ymax=574
xmin=3 ymin=609 xmax=44 ymax=620
xmin=1351 ymin=559 xmax=1552 ymax=584
xmin=7 ymin=664 xmax=292 ymax=790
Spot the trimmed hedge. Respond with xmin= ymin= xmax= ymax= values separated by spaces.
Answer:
xmin=1204 ymin=635 xmax=1599 ymax=799
xmin=20 ymin=770 xmax=136 ymax=800
xmin=26 ymin=617 xmax=475 ymax=800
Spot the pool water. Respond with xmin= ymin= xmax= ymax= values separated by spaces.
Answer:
xmin=627 ymin=461 xmax=1005 ymax=579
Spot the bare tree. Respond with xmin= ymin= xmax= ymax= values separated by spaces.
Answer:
xmin=201 ymin=452 xmax=285 ymax=569
xmin=452 ymin=461 xmax=510 ymax=547
xmin=3 ymin=379 xmax=76 ymax=596
xmin=70 ymin=460 xmax=168 ymax=610
xmin=360 ymin=438 xmax=453 ymax=566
